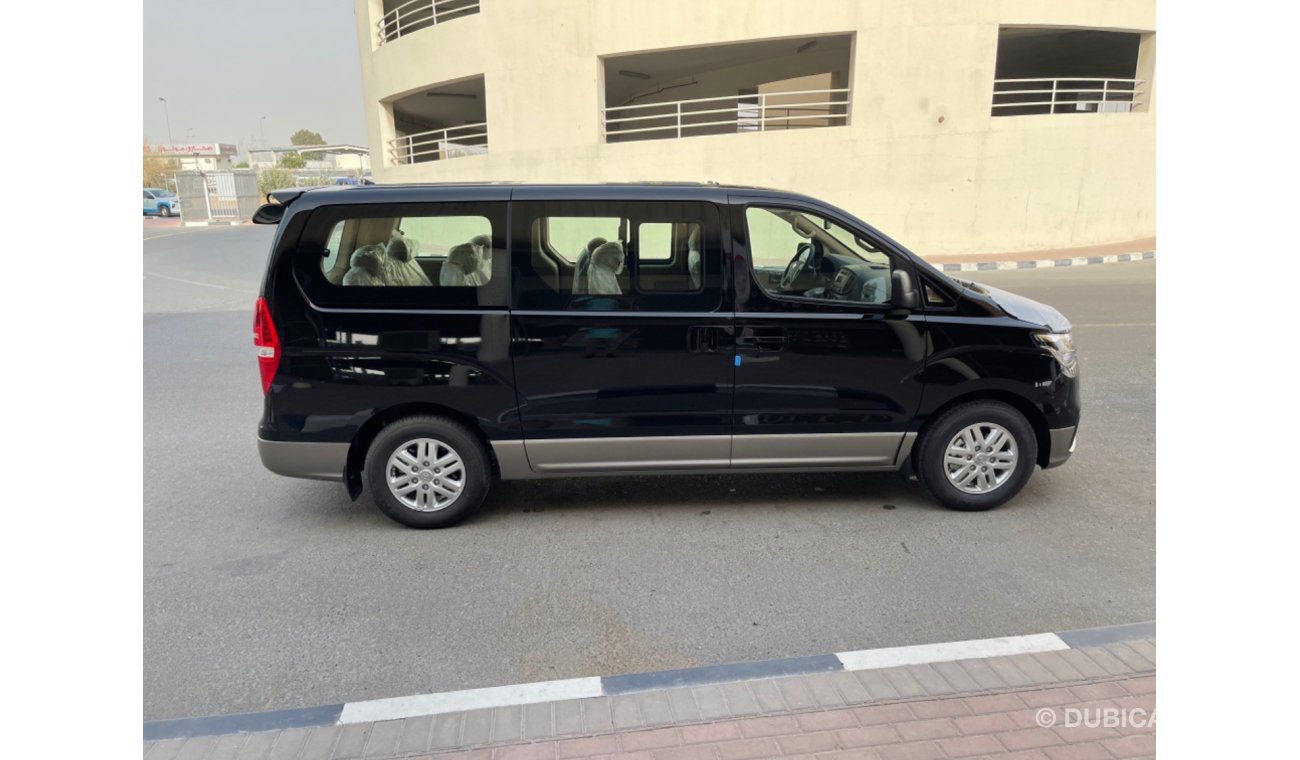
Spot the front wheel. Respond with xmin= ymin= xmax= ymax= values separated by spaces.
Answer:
xmin=917 ymin=401 xmax=1038 ymax=511
xmin=364 ymin=416 xmax=490 ymax=528
xmin=159 ymin=205 xmax=173 ymax=217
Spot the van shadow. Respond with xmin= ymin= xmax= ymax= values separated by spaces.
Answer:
xmin=477 ymin=470 xmax=938 ymax=520
xmin=290 ymin=472 xmax=940 ymax=529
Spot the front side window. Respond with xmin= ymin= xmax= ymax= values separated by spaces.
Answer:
xmin=745 ymin=206 xmax=893 ymax=306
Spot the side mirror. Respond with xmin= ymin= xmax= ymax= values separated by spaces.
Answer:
xmin=891 ymin=270 xmax=919 ymax=310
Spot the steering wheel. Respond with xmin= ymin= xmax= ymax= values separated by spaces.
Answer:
xmin=779 ymin=241 xmax=822 ymax=291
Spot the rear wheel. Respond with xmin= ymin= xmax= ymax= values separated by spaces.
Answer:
xmin=364 ymin=416 xmax=490 ymax=528
xmin=160 ymin=204 xmax=173 ymax=217
xmin=917 ymin=401 xmax=1038 ymax=511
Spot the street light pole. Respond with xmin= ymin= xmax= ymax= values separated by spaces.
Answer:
xmin=158 ymin=97 xmax=174 ymax=145
xmin=260 ymin=116 xmax=267 ymax=147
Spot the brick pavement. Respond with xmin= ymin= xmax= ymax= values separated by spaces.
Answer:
xmin=144 ymin=639 xmax=1154 ymax=760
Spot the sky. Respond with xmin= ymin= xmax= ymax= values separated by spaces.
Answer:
xmin=143 ymin=0 xmax=366 ymax=152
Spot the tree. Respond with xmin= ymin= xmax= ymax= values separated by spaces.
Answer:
xmin=290 ymin=129 xmax=326 ymax=147
xmin=143 ymin=143 xmax=180 ymax=188
xmin=277 ymin=151 xmax=306 ymax=169
xmin=258 ymin=168 xmax=297 ymax=197
xmin=234 ymin=161 xmax=250 ymax=169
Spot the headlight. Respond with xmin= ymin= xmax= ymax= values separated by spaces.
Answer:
xmin=1035 ymin=332 xmax=1078 ymax=378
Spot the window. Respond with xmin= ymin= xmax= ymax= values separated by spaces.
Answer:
xmin=511 ymin=200 xmax=720 ymax=311
xmin=297 ymin=201 xmax=507 ymax=309
xmin=547 ymin=217 xmax=622 ymax=263
xmin=320 ymin=215 xmax=492 ymax=288
xmin=991 ymin=28 xmax=1147 ymax=116
xmin=745 ymin=206 xmax=893 ymax=306
xmin=635 ymin=221 xmax=702 ymax=292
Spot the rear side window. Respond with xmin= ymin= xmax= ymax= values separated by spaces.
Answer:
xmin=295 ymin=201 xmax=507 ymax=309
xmin=320 ymin=215 xmax=493 ymax=288
xmin=511 ymin=200 xmax=719 ymax=311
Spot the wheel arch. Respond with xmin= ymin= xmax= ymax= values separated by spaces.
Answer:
xmin=909 ymin=389 xmax=1052 ymax=475
xmin=344 ymin=402 xmax=497 ymax=500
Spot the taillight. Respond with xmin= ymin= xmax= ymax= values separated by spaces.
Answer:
xmin=253 ymin=297 xmax=280 ymax=394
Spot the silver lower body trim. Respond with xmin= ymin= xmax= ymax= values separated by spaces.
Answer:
xmin=525 ymin=435 xmax=730 ymax=473
xmin=490 ymin=439 xmax=532 ymax=479
xmin=258 ymin=437 xmax=349 ymax=481
xmin=490 ymin=432 xmax=915 ymax=480
xmin=732 ymin=432 xmax=904 ymax=468
xmin=1046 ymin=425 xmax=1077 ymax=468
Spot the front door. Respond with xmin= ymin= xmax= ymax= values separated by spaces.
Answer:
xmin=509 ymin=193 xmax=735 ymax=473
xmin=729 ymin=199 xmax=927 ymax=468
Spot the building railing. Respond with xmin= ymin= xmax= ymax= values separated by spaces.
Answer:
xmin=992 ymin=77 xmax=1144 ymax=116
xmin=377 ymin=0 xmax=479 ymax=45
xmin=603 ymin=88 xmax=851 ymax=143
xmin=387 ymin=123 xmax=488 ymax=165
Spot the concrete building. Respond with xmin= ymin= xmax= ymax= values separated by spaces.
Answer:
xmin=351 ymin=0 xmax=1155 ymax=256
xmin=156 ymin=143 xmax=240 ymax=173
xmin=247 ymin=144 xmax=372 ymax=174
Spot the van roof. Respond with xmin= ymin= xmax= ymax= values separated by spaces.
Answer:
xmin=303 ymin=180 xmax=780 ymax=192
xmin=275 ymin=181 xmax=805 ymax=209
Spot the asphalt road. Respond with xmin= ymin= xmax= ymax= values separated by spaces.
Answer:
xmin=143 ymin=223 xmax=1155 ymax=721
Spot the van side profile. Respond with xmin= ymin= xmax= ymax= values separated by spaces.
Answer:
xmin=254 ymin=183 xmax=1079 ymax=528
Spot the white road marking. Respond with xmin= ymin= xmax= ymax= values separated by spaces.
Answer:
xmin=836 ymin=632 xmax=1068 ymax=671
xmin=337 ymin=677 xmax=603 ymax=724
xmin=144 ymin=271 xmax=247 ymax=291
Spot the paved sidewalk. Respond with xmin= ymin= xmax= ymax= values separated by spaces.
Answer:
xmin=144 ymin=633 xmax=1154 ymax=760
xmin=922 ymin=238 xmax=1155 ymax=267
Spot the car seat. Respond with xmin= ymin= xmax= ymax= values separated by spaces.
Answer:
xmin=572 ymin=237 xmax=608 ymax=294
xmin=586 ymin=242 xmax=625 ymax=295
xmin=440 ymin=243 xmax=487 ymax=287
xmin=470 ymin=234 xmax=493 ymax=280
xmin=383 ymin=234 xmax=434 ymax=286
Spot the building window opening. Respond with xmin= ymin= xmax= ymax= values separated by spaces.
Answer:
xmin=378 ymin=0 xmax=479 ymax=45
xmin=387 ymin=76 xmax=488 ymax=165
xmin=992 ymin=27 xmax=1147 ymax=116
xmin=602 ymin=34 xmax=853 ymax=143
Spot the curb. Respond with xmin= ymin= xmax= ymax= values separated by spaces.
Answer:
xmin=935 ymin=250 xmax=1154 ymax=272
xmin=144 ymin=621 xmax=1154 ymax=742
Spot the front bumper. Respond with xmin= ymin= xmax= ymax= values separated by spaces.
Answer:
xmin=258 ymin=437 xmax=348 ymax=481
xmin=1045 ymin=425 xmax=1077 ymax=468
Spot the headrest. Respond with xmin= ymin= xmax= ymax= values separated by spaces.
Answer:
xmin=387 ymin=235 xmax=412 ymax=262
xmin=447 ymin=243 xmax=478 ymax=273
xmin=349 ymin=245 xmax=385 ymax=275
xmin=591 ymin=241 xmax=623 ymax=270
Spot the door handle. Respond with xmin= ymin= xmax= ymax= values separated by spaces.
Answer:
xmin=689 ymin=326 xmax=721 ymax=353
xmin=738 ymin=335 xmax=786 ymax=352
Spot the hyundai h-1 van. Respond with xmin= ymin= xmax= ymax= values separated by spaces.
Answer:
xmin=253 ymin=183 xmax=1079 ymax=528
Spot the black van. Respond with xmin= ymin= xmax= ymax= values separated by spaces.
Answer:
xmin=254 ymin=183 xmax=1079 ymax=528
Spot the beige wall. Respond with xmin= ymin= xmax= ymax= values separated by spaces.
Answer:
xmin=354 ymin=0 xmax=1155 ymax=257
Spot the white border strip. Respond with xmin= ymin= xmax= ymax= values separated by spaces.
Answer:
xmin=338 ymin=677 xmax=602 ymax=724
xmin=835 ymin=632 xmax=1068 ymax=671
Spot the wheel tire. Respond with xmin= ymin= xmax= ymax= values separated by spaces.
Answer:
xmin=916 ymin=401 xmax=1038 ymax=512
xmin=160 ymin=205 xmax=173 ymax=217
xmin=364 ymin=415 xmax=490 ymax=528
